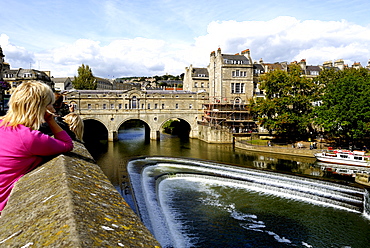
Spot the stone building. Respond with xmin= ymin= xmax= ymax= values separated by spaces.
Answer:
xmin=95 ymin=77 xmax=113 ymax=90
xmin=183 ymin=65 xmax=209 ymax=92
xmin=188 ymin=48 xmax=259 ymax=134
xmin=2 ymin=68 xmax=53 ymax=93
xmin=0 ymin=46 xmax=5 ymax=80
xmin=52 ymin=77 xmax=73 ymax=91
xmin=208 ymin=48 xmax=254 ymax=104
xmin=67 ymin=89 xmax=207 ymax=112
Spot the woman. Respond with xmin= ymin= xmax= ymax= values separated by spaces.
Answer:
xmin=63 ymin=113 xmax=84 ymax=142
xmin=0 ymin=81 xmax=74 ymax=214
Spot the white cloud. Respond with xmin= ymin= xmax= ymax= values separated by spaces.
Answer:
xmin=1 ymin=16 xmax=370 ymax=78
xmin=194 ymin=17 xmax=370 ymax=66
xmin=0 ymin=34 xmax=35 ymax=68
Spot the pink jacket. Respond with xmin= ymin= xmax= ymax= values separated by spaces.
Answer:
xmin=0 ymin=120 xmax=74 ymax=212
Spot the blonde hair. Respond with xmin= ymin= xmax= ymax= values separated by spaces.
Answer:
xmin=63 ymin=113 xmax=84 ymax=141
xmin=0 ymin=81 xmax=54 ymax=130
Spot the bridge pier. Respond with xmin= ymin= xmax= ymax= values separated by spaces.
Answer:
xmin=150 ymin=130 xmax=160 ymax=140
xmin=108 ymin=130 xmax=118 ymax=141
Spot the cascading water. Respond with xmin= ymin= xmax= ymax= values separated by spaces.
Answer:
xmin=364 ymin=188 xmax=370 ymax=217
xmin=127 ymin=156 xmax=370 ymax=248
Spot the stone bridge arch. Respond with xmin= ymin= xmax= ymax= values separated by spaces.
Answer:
xmin=65 ymin=89 xmax=205 ymax=141
xmin=80 ymin=116 xmax=109 ymax=140
xmin=159 ymin=117 xmax=192 ymax=137
xmin=116 ymin=118 xmax=152 ymax=141
xmin=79 ymin=112 xmax=200 ymax=141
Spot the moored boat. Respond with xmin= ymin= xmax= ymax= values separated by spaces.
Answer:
xmin=314 ymin=149 xmax=370 ymax=167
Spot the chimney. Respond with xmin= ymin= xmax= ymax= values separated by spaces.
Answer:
xmin=217 ymin=47 xmax=222 ymax=55
xmin=299 ymin=59 xmax=306 ymax=71
xmin=323 ymin=60 xmax=333 ymax=68
xmin=334 ymin=59 xmax=345 ymax=70
xmin=241 ymin=49 xmax=252 ymax=63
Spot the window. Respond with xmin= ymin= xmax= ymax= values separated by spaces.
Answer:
xmin=310 ymin=71 xmax=319 ymax=76
xmin=201 ymin=82 xmax=204 ymax=88
xmin=162 ymin=104 xmax=165 ymax=109
xmin=132 ymin=96 xmax=137 ymax=109
xmin=87 ymin=104 xmax=91 ymax=109
xmin=175 ymin=103 xmax=179 ymax=109
xmin=103 ymin=104 xmax=107 ymax=109
xmin=189 ymin=104 xmax=192 ymax=109
xmin=118 ymin=104 xmax=122 ymax=109
xmin=194 ymin=82 xmax=198 ymax=88
xmin=154 ymin=104 xmax=158 ymax=109
xmin=224 ymin=59 xmax=244 ymax=64
xmin=125 ymin=104 xmax=128 ymax=109
xmin=111 ymin=104 xmax=114 ymax=109
xmin=231 ymin=83 xmax=245 ymax=93
xmin=232 ymin=70 xmax=247 ymax=77
xmin=148 ymin=104 xmax=151 ymax=109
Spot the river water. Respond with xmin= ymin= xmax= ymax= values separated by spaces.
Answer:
xmin=93 ymin=128 xmax=370 ymax=248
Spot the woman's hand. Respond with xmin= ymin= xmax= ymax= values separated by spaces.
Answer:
xmin=44 ymin=104 xmax=56 ymax=122
xmin=44 ymin=104 xmax=64 ymax=134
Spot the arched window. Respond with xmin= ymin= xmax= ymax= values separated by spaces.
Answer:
xmin=132 ymin=96 xmax=137 ymax=109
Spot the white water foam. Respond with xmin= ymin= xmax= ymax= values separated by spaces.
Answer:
xmin=129 ymin=157 xmax=366 ymax=247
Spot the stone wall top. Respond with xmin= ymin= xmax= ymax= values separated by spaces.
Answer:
xmin=0 ymin=142 xmax=160 ymax=248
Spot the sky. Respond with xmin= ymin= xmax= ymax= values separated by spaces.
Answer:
xmin=1 ymin=0 xmax=370 ymax=78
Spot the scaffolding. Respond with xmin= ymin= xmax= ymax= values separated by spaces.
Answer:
xmin=200 ymin=101 xmax=257 ymax=135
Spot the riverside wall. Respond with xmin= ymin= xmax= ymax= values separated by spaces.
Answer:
xmin=197 ymin=125 xmax=234 ymax=143
xmin=235 ymin=139 xmax=317 ymax=157
xmin=0 ymin=142 xmax=160 ymax=248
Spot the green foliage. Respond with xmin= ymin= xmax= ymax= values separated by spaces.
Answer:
xmin=72 ymin=64 xmax=97 ymax=90
xmin=162 ymin=119 xmax=179 ymax=134
xmin=251 ymin=64 xmax=320 ymax=139
xmin=314 ymin=68 xmax=370 ymax=141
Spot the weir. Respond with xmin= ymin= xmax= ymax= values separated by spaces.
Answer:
xmin=128 ymin=156 xmax=370 ymax=247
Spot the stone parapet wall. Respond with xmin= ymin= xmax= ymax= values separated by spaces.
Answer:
xmin=0 ymin=142 xmax=160 ymax=248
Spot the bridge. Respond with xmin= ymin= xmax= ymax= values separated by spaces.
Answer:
xmin=65 ymin=89 xmax=209 ymax=141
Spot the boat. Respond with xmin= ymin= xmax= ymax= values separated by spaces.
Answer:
xmin=317 ymin=161 xmax=370 ymax=177
xmin=314 ymin=149 xmax=370 ymax=167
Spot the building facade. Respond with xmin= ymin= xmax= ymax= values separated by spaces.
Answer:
xmin=183 ymin=65 xmax=209 ymax=92
xmin=52 ymin=77 xmax=73 ymax=92
xmin=2 ymin=68 xmax=53 ymax=93
xmin=208 ymin=48 xmax=255 ymax=104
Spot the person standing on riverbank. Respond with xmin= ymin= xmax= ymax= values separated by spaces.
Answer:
xmin=0 ymin=81 xmax=74 ymax=214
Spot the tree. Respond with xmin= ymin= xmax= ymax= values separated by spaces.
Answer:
xmin=72 ymin=64 xmax=97 ymax=90
xmin=314 ymin=67 xmax=370 ymax=142
xmin=251 ymin=64 xmax=320 ymax=140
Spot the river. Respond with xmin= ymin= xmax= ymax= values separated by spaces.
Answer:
xmin=91 ymin=127 xmax=370 ymax=248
